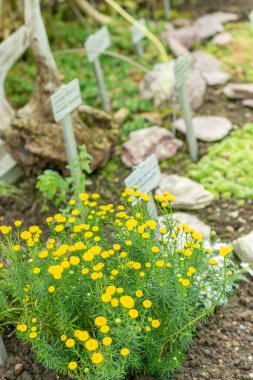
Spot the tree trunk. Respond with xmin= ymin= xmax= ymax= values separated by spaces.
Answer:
xmin=0 ymin=26 xmax=29 ymax=131
xmin=19 ymin=0 xmax=60 ymax=120
xmin=72 ymin=0 xmax=111 ymax=25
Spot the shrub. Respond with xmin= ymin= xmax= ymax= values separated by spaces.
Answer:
xmin=0 ymin=189 xmax=239 ymax=379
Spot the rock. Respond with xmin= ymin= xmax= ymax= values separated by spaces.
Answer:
xmin=233 ymin=231 xmax=253 ymax=268
xmin=122 ymin=126 xmax=183 ymax=167
xmin=242 ymin=99 xmax=253 ymax=108
xmin=212 ymin=32 xmax=232 ymax=45
xmin=167 ymin=36 xmax=189 ymax=57
xmin=2 ymin=104 xmax=120 ymax=173
xmin=171 ymin=18 xmax=192 ymax=28
xmin=223 ymin=83 xmax=253 ymax=99
xmin=192 ymin=51 xmax=221 ymax=74
xmin=202 ymin=71 xmax=230 ymax=86
xmin=211 ymin=11 xmax=239 ymax=24
xmin=194 ymin=14 xmax=223 ymax=39
xmin=186 ymin=70 xmax=207 ymax=110
xmin=173 ymin=212 xmax=211 ymax=238
xmin=114 ymin=108 xmax=130 ymax=123
xmin=14 ymin=363 xmax=24 ymax=376
xmin=156 ymin=174 xmax=214 ymax=210
xmin=163 ymin=26 xmax=198 ymax=49
xmin=140 ymin=62 xmax=175 ymax=108
xmin=173 ymin=116 xmax=232 ymax=142
xmin=140 ymin=112 xmax=162 ymax=125
xmin=21 ymin=371 xmax=33 ymax=380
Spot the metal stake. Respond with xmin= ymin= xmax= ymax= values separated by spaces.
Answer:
xmin=163 ymin=0 xmax=171 ymax=20
xmin=179 ymin=83 xmax=198 ymax=162
xmin=93 ymin=58 xmax=110 ymax=112
xmin=61 ymin=113 xmax=81 ymax=180
xmin=0 ymin=336 xmax=7 ymax=366
xmin=135 ymin=41 xmax=144 ymax=57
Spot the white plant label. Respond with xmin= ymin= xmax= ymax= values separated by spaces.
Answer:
xmin=124 ymin=154 xmax=161 ymax=219
xmin=85 ymin=26 xmax=111 ymax=63
xmin=174 ymin=54 xmax=191 ymax=88
xmin=131 ymin=18 xmax=146 ymax=45
xmin=51 ymin=79 xmax=82 ymax=122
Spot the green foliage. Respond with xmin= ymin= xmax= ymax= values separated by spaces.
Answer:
xmin=190 ymin=123 xmax=253 ymax=200
xmin=0 ymin=181 xmax=20 ymax=197
xmin=37 ymin=145 xmax=92 ymax=210
xmin=0 ymin=189 xmax=240 ymax=379
xmin=120 ymin=116 xmax=153 ymax=142
xmin=204 ymin=22 xmax=253 ymax=82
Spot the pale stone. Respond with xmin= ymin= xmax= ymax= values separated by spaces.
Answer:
xmin=242 ymin=99 xmax=253 ymax=108
xmin=173 ymin=116 xmax=232 ymax=142
xmin=173 ymin=212 xmax=211 ymax=239
xmin=0 ymin=335 xmax=7 ymax=366
xmin=140 ymin=62 xmax=175 ymax=108
xmin=212 ymin=32 xmax=232 ymax=45
xmin=211 ymin=12 xmax=239 ymax=24
xmin=167 ymin=36 xmax=189 ymax=58
xmin=233 ymin=231 xmax=253 ymax=269
xmin=122 ymin=126 xmax=183 ymax=167
xmin=163 ymin=26 xmax=198 ymax=49
xmin=186 ymin=69 xmax=207 ymax=110
xmin=202 ymin=70 xmax=230 ymax=86
xmin=156 ymin=174 xmax=214 ymax=210
xmin=194 ymin=14 xmax=223 ymax=39
xmin=224 ymin=83 xmax=253 ymax=99
xmin=192 ymin=51 xmax=221 ymax=74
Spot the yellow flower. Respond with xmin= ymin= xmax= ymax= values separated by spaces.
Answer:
xmin=31 ymin=327 xmax=37 ymax=332
xmin=83 ymin=251 xmax=94 ymax=262
xmin=0 ymin=263 xmax=3 ymax=269
xmin=82 ymin=268 xmax=89 ymax=275
xmin=76 ymin=330 xmax=89 ymax=342
xmin=61 ymin=334 xmax=67 ymax=341
xmin=192 ymin=232 xmax=203 ymax=242
xmin=121 ymin=251 xmax=128 ymax=258
xmin=159 ymin=228 xmax=167 ymax=235
xmin=181 ymin=279 xmax=190 ymax=287
xmin=91 ymin=352 xmax=104 ymax=364
xmin=111 ymin=269 xmax=119 ymax=276
xmin=33 ymin=268 xmax=41 ymax=274
xmin=120 ymin=348 xmax=130 ymax=357
xmin=101 ymin=293 xmax=111 ymax=303
xmin=29 ymin=332 xmax=37 ymax=339
xmin=17 ymin=324 xmax=27 ymax=332
xmin=13 ymin=245 xmax=20 ymax=252
xmin=146 ymin=326 xmax=151 ymax=332
xmin=71 ymin=209 xmax=79 ymax=216
xmin=85 ymin=338 xmax=98 ymax=351
xmin=20 ymin=231 xmax=32 ymax=240
xmin=69 ymin=199 xmax=76 ymax=205
xmin=142 ymin=232 xmax=150 ymax=239
xmin=136 ymin=290 xmax=143 ymax=298
xmin=128 ymin=309 xmax=139 ymax=319
xmin=151 ymin=319 xmax=160 ymax=328
xmin=68 ymin=361 xmax=77 ymax=370
xmin=155 ymin=260 xmax=164 ymax=268
xmin=84 ymin=232 xmax=93 ymax=239
xmin=111 ymin=298 xmax=119 ymax=307
xmin=151 ymin=246 xmax=159 ymax=253
xmin=219 ymin=246 xmax=233 ymax=257
xmin=143 ymin=300 xmax=152 ymax=309
xmin=106 ymin=285 xmax=116 ymax=295
xmin=125 ymin=240 xmax=132 ymax=246
xmin=100 ymin=325 xmax=109 ymax=333
xmin=113 ymin=244 xmax=121 ymax=251
xmin=14 ymin=220 xmax=22 ymax=228
xmin=32 ymin=318 xmax=37 ymax=323
xmin=66 ymin=338 xmax=75 ymax=348
xmin=48 ymin=286 xmax=55 ymax=293
xmin=142 ymin=194 xmax=150 ymax=202
xmin=184 ymin=249 xmax=192 ymax=257
xmin=46 ymin=217 xmax=53 ymax=223
xmin=69 ymin=256 xmax=80 ymax=266
xmin=103 ymin=336 xmax=112 ymax=346
xmin=120 ymin=295 xmax=135 ymax=309
xmin=209 ymin=258 xmax=218 ymax=266
xmin=38 ymin=250 xmax=48 ymax=259
xmin=54 ymin=225 xmax=64 ymax=233
xmin=95 ymin=316 xmax=107 ymax=327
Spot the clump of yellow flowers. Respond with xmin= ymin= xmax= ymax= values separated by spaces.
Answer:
xmin=0 ymin=188 xmax=237 ymax=380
